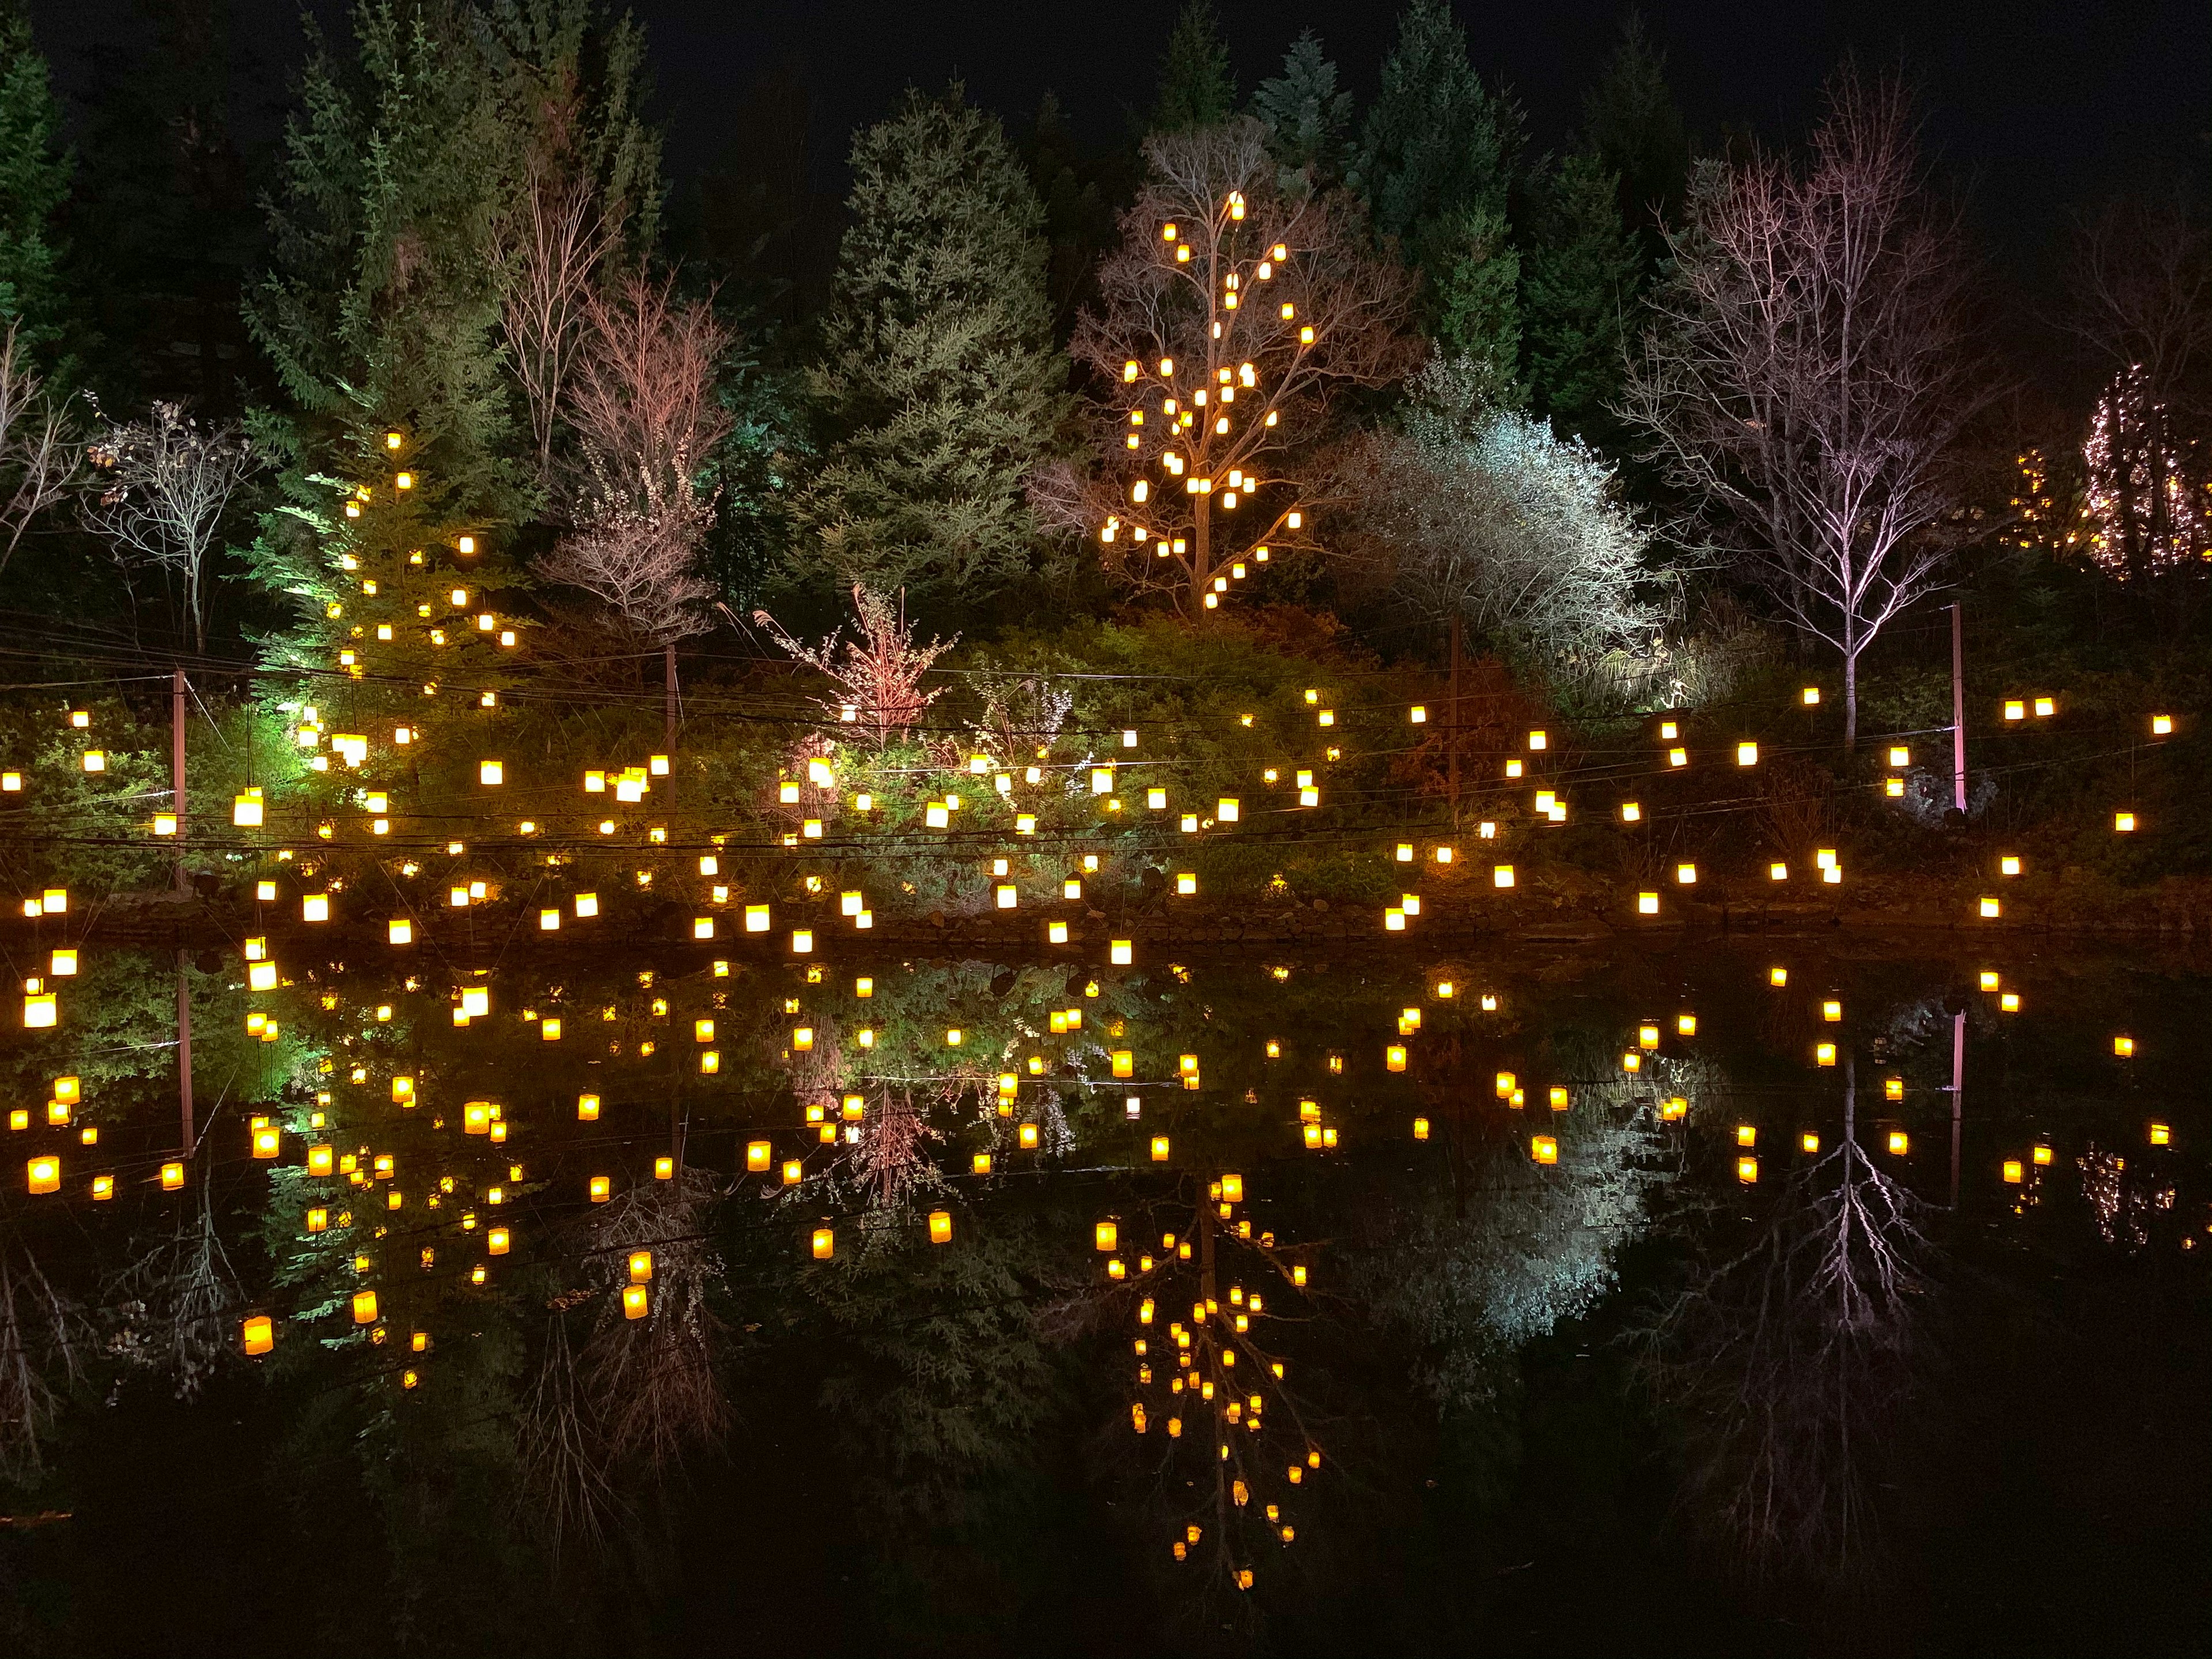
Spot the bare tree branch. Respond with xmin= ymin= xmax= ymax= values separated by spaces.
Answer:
xmin=1034 ymin=118 xmax=1418 ymax=616
xmin=539 ymin=272 xmax=732 ymax=649
xmin=1623 ymin=68 xmax=1998 ymax=744
xmin=82 ymin=401 xmax=256 ymax=654
xmin=0 ymin=323 xmax=81 ymax=578
xmin=753 ymin=584 xmax=956 ymax=745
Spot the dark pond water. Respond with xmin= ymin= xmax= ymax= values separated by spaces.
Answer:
xmin=0 ymin=933 xmax=2204 ymax=1657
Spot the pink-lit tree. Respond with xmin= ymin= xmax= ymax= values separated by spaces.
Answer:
xmin=539 ymin=272 xmax=732 ymax=742
xmin=1624 ymin=69 xmax=1995 ymax=746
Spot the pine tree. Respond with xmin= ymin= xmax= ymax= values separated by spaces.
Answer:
xmin=0 ymin=1 xmax=71 ymax=361
xmin=1150 ymin=1 xmax=1235 ymax=134
xmin=1025 ymin=91 xmax=1130 ymax=335
xmin=241 ymin=1 xmax=537 ymax=838
xmin=793 ymin=85 xmax=1064 ymax=615
xmin=1251 ymin=31 xmax=1351 ymax=191
xmin=1520 ymin=149 xmax=1642 ymax=445
xmin=1350 ymin=0 xmax=1526 ymax=377
xmin=1431 ymin=207 xmax=1521 ymax=398
xmin=1351 ymin=0 xmax=1521 ymax=275
xmin=1582 ymin=13 xmax=1690 ymax=260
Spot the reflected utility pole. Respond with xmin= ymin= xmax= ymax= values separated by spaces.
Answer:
xmin=176 ymin=952 xmax=195 ymax=1155
xmin=1948 ymin=1010 xmax=1965 ymax=1209
xmin=174 ymin=668 xmax=194 ymax=1156
xmin=1949 ymin=603 xmax=1967 ymax=815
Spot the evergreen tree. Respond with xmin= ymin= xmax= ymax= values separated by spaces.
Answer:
xmin=241 ymin=0 xmax=536 ymax=835
xmin=1582 ymin=12 xmax=1690 ymax=260
xmin=1149 ymin=1 xmax=1234 ymax=134
xmin=793 ymin=85 xmax=1065 ymax=615
xmin=0 ymin=1 xmax=72 ymax=361
xmin=71 ymin=0 xmax=260 ymax=412
xmin=1351 ymin=0 xmax=1521 ymax=272
xmin=1350 ymin=0 xmax=1526 ymax=378
xmin=1431 ymin=206 xmax=1521 ymax=399
xmin=1520 ymin=149 xmax=1642 ymax=445
xmin=247 ymin=2 xmax=524 ymax=530
xmin=1025 ymin=90 xmax=1130 ymax=336
xmin=1251 ymin=31 xmax=1352 ymax=191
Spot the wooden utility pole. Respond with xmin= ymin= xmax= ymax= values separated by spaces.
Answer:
xmin=171 ymin=669 xmax=187 ymax=891
xmin=176 ymin=950 xmax=195 ymax=1154
xmin=1448 ymin=613 xmax=1463 ymax=827
xmin=664 ymin=643 xmax=679 ymax=753
xmin=1949 ymin=602 xmax=1967 ymax=815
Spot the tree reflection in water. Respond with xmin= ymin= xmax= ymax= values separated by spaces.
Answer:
xmin=106 ymin=1171 xmax=240 ymax=1399
xmin=0 ymin=1237 xmax=82 ymax=1483
xmin=521 ymin=1167 xmax=731 ymax=1555
xmin=1639 ymin=1058 xmax=1936 ymax=1584
xmin=0 ymin=940 xmax=2194 ymax=1652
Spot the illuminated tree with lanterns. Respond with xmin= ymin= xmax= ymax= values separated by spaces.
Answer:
xmin=1101 ymin=1171 xmax=1325 ymax=1598
xmin=1035 ymin=118 xmax=1416 ymax=616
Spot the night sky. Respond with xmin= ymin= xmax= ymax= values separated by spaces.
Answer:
xmin=28 ymin=0 xmax=2212 ymax=299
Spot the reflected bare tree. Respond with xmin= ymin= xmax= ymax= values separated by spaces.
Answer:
xmin=516 ymin=1294 xmax=623 ymax=1559
xmin=1638 ymin=1060 xmax=1935 ymax=1584
xmin=106 ymin=1178 xmax=241 ymax=1400
xmin=517 ymin=1170 xmax=731 ymax=1555
xmin=0 ymin=1240 xmax=85 ymax=1485
xmin=851 ymin=1085 xmax=948 ymax=1213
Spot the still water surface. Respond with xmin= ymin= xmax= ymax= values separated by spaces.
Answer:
xmin=0 ymin=935 xmax=2204 ymax=1656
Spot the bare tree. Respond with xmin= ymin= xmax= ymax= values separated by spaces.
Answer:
xmin=83 ymin=402 xmax=256 ymax=654
xmin=500 ymin=139 xmax=622 ymax=492
xmin=1638 ymin=1064 xmax=1935 ymax=1584
xmin=851 ymin=1086 xmax=947 ymax=1213
xmin=0 ymin=322 xmax=81 ymax=578
xmin=753 ymin=584 xmax=956 ymax=745
xmin=1624 ymin=69 xmax=1995 ymax=746
xmin=518 ymin=1169 xmax=730 ymax=1555
xmin=0 ymin=1241 xmax=85 ymax=1485
xmin=577 ymin=1170 xmax=731 ymax=1474
xmin=539 ymin=271 xmax=733 ymax=744
xmin=1032 ymin=118 xmax=1418 ymax=615
xmin=516 ymin=1300 xmax=624 ymax=1560
xmin=106 ymin=1180 xmax=241 ymax=1400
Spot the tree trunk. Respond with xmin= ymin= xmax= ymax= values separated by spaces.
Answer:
xmin=1842 ymin=639 xmax=1860 ymax=751
xmin=1188 ymin=493 xmax=1212 ymax=614
xmin=664 ymin=643 xmax=678 ymax=753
